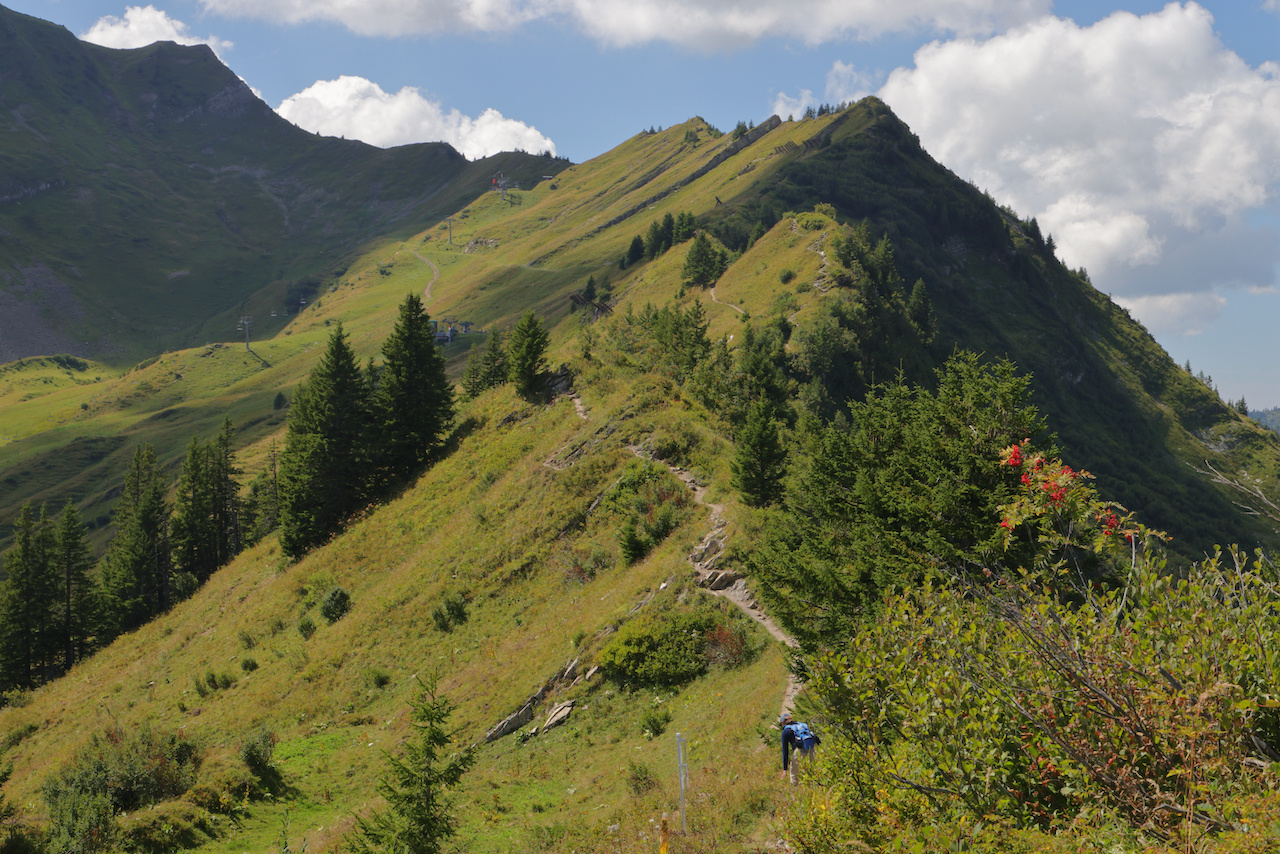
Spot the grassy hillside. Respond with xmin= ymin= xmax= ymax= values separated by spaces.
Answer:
xmin=0 ymin=377 xmax=793 ymax=853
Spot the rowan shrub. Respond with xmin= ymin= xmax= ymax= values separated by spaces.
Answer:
xmin=43 ymin=725 xmax=201 ymax=852
xmin=797 ymin=448 xmax=1280 ymax=847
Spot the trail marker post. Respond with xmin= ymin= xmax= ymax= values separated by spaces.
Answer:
xmin=676 ymin=732 xmax=688 ymax=833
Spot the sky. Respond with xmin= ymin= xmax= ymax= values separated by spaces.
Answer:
xmin=7 ymin=0 xmax=1280 ymax=407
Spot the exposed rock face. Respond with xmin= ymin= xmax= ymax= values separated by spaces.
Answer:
xmin=483 ymin=657 xmax=587 ymax=744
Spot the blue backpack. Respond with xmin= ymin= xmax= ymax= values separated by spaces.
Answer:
xmin=788 ymin=722 xmax=817 ymax=750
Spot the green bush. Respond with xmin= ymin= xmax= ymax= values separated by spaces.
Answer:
xmin=239 ymin=727 xmax=276 ymax=781
xmin=607 ymin=461 xmax=691 ymax=565
xmin=779 ymin=268 xmax=796 ymax=285
xmin=320 ymin=587 xmax=352 ymax=624
xmin=626 ymin=761 xmax=658 ymax=795
xmin=639 ymin=707 xmax=672 ymax=739
xmin=240 ymin=657 xmax=258 ymax=673
xmin=598 ymin=607 xmax=718 ymax=686
xmin=298 ymin=615 xmax=316 ymax=640
xmin=431 ymin=592 xmax=468 ymax=632
xmin=43 ymin=724 xmax=201 ymax=852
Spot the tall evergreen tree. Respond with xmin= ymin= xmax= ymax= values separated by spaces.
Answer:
xmin=626 ymin=235 xmax=645 ymax=266
xmin=643 ymin=220 xmax=664 ymax=259
xmin=658 ymin=212 xmax=675 ymax=254
xmin=51 ymin=502 xmax=94 ymax=671
xmin=243 ymin=442 xmax=281 ymax=547
xmin=171 ymin=420 xmax=242 ymax=584
xmin=279 ymin=323 xmax=371 ymax=560
xmin=374 ymin=293 xmax=455 ymax=484
xmin=506 ymin=310 xmax=549 ymax=400
xmin=0 ymin=504 xmax=56 ymax=691
xmin=462 ymin=328 xmax=508 ymax=399
xmin=100 ymin=445 xmax=172 ymax=637
xmin=681 ymin=232 xmax=727 ymax=288
xmin=731 ymin=400 xmax=788 ymax=507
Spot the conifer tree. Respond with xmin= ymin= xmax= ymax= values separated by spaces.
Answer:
xmin=731 ymin=400 xmax=788 ymax=507
xmin=626 ymin=235 xmax=645 ymax=266
xmin=348 ymin=677 xmax=474 ymax=854
xmin=658 ymin=212 xmax=675 ymax=253
xmin=673 ymin=211 xmax=696 ymax=243
xmin=506 ymin=310 xmax=549 ymax=400
xmin=100 ymin=445 xmax=172 ymax=636
xmin=644 ymin=220 xmax=664 ymax=259
xmin=0 ymin=504 xmax=56 ymax=690
xmin=462 ymin=328 xmax=508 ymax=399
xmin=373 ymin=293 xmax=455 ymax=484
xmin=51 ymin=502 xmax=94 ymax=670
xmin=681 ymin=232 xmax=727 ymax=289
xmin=171 ymin=420 xmax=242 ymax=585
xmin=243 ymin=443 xmax=281 ymax=546
xmin=279 ymin=323 xmax=371 ymax=560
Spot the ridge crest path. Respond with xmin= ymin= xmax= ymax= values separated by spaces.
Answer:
xmin=624 ymin=442 xmax=803 ymax=718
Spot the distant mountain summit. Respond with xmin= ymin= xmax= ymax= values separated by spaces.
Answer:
xmin=0 ymin=3 xmax=564 ymax=363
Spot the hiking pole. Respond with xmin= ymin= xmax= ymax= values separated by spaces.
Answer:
xmin=676 ymin=732 xmax=688 ymax=833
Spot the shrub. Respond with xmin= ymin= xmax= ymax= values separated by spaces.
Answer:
xmin=44 ymin=726 xmax=201 ymax=827
xmin=320 ymin=587 xmax=352 ymax=624
xmin=298 ymin=616 xmax=316 ymax=640
xmin=640 ymin=707 xmax=672 ymax=739
xmin=704 ymin=623 xmax=753 ymax=669
xmin=239 ymin=727 xmax=277 ymax=780
xmin=238 ymin=629 xmax=257 ymax=650
xmin=432 ymin=592 xmax=467 ymax=632
xmin=241 ymin=657 xmax=259 ymax=673
xmin=366 ymin=668 xmax=392 ymax=689
xmin=598 ymin=607 xmax=718 ymax=686
xmin=779 ymin=268 xmax=796 ymax=285
xmin=626 ymin=761 xmax=658 ymax=795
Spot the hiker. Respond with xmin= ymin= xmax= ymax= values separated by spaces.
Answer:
xmin=780 ymin=712 xmax=819 ymax=784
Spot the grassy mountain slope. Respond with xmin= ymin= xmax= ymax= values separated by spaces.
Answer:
xmin=0 ymin=2 xmax=566 ymax=365
xmin=5 ymin=99 xmax=1280 ymax=558
xmin=4 ymin=95 xmax=1280 ymax=851
xmin=0 ymin=379 xmax=790 ymax=853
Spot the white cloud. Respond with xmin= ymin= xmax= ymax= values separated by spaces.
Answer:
xmin=1115 ymin=291 xmax=1225 ymax=338
xmin=772 ymin=90 xmax=815 ymax=121
xmin=81 ymin=5 xmax=233 ymax=55
xmin=824 ymin=60 xmax=880 ymax=104
xmin=197 ymin=0 xmax=1050 ymax=45
xmin=276 ymin=76 xmax=556 ymax=159
xmin=877 ymin=2 xmax=1280 ymax=334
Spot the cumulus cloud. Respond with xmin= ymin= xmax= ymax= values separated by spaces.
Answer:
xmin=276 ymin=76 xmax=556 ymax=159
xmin=876 ymin=2 xmax=1280 ymax=334
xmin=82 ymin=5 xmax=233 ymax=55
xmin=774 ymin=62 xmax=882 ymax=122
xmin=198 ymin=0 xmax=1050 ymax=45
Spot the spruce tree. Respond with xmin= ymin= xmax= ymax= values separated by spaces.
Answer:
xmin=348 ymin=677 xmax=474 ymax=854
xmin=373 ymin=293 xmax=455 ymax=484
xmin=172 ymin=420 xmax=241 ymax=584
xmin=462 ymin=329 xmax=508 ymax=399
xmin=506 ymin=311 xmax=549 ymax=400
xmin=243 ymin=443 xmax=281 ymax=547
xmin=626 ymin=235 xmax=645 ymax=266
xmin=0 ymin=504 xmax=56 ymax=690
xmin=681 ymin=232 xmax=726 ymax=289
xmin=731 ymin=400 xmax=788 ymax=507
xmin=100 ymin=445 xmax=172 ymax=637
xmin=279 ymin=324 xmax=371 ymax=559
xmin=52 ymin=502 xmax=94 ymax=670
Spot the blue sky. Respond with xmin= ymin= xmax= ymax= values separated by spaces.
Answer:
xmin=9 ymin=0 xmax=1280 ymax=407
